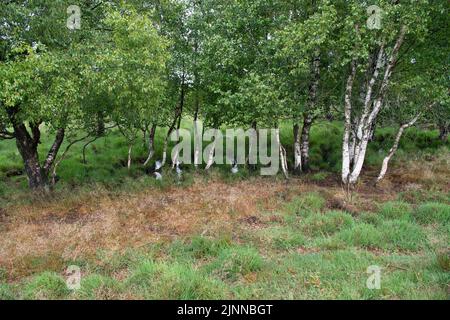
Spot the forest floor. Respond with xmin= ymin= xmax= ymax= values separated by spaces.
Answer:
xmin=0 ymin=151 xmax=449 ymax=300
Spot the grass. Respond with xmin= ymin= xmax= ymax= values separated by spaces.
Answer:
xmin=414 ymin=202 xmax=450 ymax=225
xmin=258 ymin=226 xmax=306 ymax=250
xmin=204 ymin=246 xmax=265 ymax=281
xmin=379 ymin=201 xmax=413 ymax=221
xmin=300 ymin=211 xmax=355 ymax=237
xmin=127 ymin=260 xmax=230 ymax=299
xmin=1 ymin=199 xmax=448 ymax=299
xmin=0 ymin=123 xmax=448 ymax=300
xmin=284 ymin=192 xmax=326 ymax=216
xmin=336 ymin=220 xmax=427 ymax=251
xmin=22 ymin=272 xmax=70 ymax=300
xmin=76 ymin=274 xmax=121 ymax=300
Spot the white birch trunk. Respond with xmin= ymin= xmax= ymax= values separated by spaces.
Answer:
xmin=348 ymin=134 xmax=370 ymax=185
xmin=127 ymin=144 xmax=133 ymax=170
xmin=276 ymin=128 xmax=289 ymax=179
xmin=205 ymin=129 xmax=218 ymax=170
xmin=359 ymin=44 xmax=386 ymax=126
xmin=342 ymin=60 xmax=357 ymax=184
xmin=193 ymin=120 xmax=202 ymax=168
xmin=293 ymin=123 xmax=302 ymax=173
xmin=171 ymin=128 xmax=180 ymax=168
xmin=345 ymin=26 xmax=407 ymax=185
xmin=376 ymin=114 xmax=421 ymax=183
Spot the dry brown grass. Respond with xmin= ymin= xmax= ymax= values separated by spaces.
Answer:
xmin=0 ymin=177 xmax=303 ymax=278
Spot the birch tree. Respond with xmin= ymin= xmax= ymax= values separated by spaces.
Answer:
xmin=339 ymin=0 xmax=433 ymax=186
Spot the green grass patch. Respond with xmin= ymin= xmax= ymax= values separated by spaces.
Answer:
xmin=301 ymin=211 xmax=355 ymax=237
xmin=414 ymin=202 xmax=450 ymax=225
xmin=0 ymin=284 xmax=16 ymax=300
xmin=358 ymin=212 xmax=383 ymax=225
xmin=284 ymin=192 xmax=326 ymax=216
xmin=205 ymin=246 xmax=264 ymax=281
xmin=258 ymin=226 xmax=305 ymax=250
xmin=127 ymin=260 xmax=229 ymax=299
xmin=22 ymin=272 xmax=70 ymax=300
xmin=379 ymin=201 xmax=413 ymax=221
xmin=185 ymin=236 xmax=233 ymax=258
xmin=310 ymin=172 xmax=330 ymax=182
xmin=337 ymin=220 xmax=427 ymax=251
xmin=76 ymin=274 xmax=122 ymax=300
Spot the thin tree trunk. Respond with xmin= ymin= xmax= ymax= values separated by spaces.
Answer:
xmin=300 ymin=52 xmax=321 ymax=173
xmin=172 ymin=128 xmax=181 ymax=168
xmin=193 ymin=120 xmax=202 ymax=168
xmin=376 ymin=114 xmax=421 ymax=184
xmin=275 ymin=128 xmax=289 ymax=179
xmin=144 ymin=124 xmax=157 ymax=166
xmin=368 ymin=122 xmax=376 ymax=142
xmin=172 ymin=114 xmax=183 ymax=168
xmin=193 ymin=97 xmax=202 ymax=168
xmin=205 ymin=128 xmax=218 ymax=170
xmin=439 ymin=124 xmax=449 ymax=142
xmin=82 ymin=136 xmax=100 ymax=164
xmin=43 ymin=128 xmax=65 ymax=175
xmin=247 ymin=121 xmax=258 ymax=171
xmin=293 ymin=123 xmax=302 ymax=174
xmin=342 ymin=59 xmax=357 ymax=185
xmin=162 ymin=114 xmax=179 ymax=168
xmin=52 ymin=134 xmax=90 ymax=186
xmin=300 ymin=114 xmax=313 ymax=172
xmin=349 ymin=123 xmax=357 ymax=167
xmin=143 ymin=129 xmax=147 ymax=148
xmin=127 ymin=144 xmax=133 ymax=170
xmin=162 ymin=75 xmax=185 ymax=168
xmin=359 ymin=44 xmax=385 ymax=129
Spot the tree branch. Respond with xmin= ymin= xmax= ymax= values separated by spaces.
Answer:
xmin=51 ymin=133 xmax=91 ymax=185
xmin=0 ymin=130 xmax=15 ymax=139
xmin=368 ymin=26 xmax=408 ymax=126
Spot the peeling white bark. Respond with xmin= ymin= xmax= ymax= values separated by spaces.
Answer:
xmin=342 ymin=26 xmax=407 ymax=185
xmin=342 ymin=60 xmax=357 ymax=185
